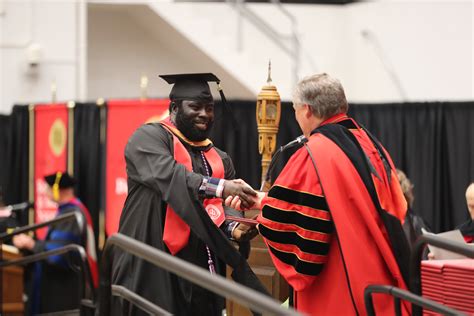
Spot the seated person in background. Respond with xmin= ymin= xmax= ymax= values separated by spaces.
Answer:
xmin=457 ymin=182 xmax=474 ymax=243
xmin=12 ymin=172 xmax=98 ymax=315
xmin=396 ymin=169 xmax=431 ymax=248
xmin=427 ymin=182 xmax=474 ymax=260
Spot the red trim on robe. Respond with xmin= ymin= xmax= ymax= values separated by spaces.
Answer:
xmin=259 ymin=119 xmax=409 ymax=315
xmin=258 ymin=218 xmax=332 ymax=243
xmin=263 ymin=194 xmax=332 ymax=220
xmin=265 ymin=240 xmax=329 ymax=263
xmin=69 ymin=198 xmax=99 ymax=289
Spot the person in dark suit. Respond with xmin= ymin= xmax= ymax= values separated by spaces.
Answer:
xmin=458 ymin=183 xmax=474 ymax=243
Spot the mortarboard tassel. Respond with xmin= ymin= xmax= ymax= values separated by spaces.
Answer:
xmin=217 ymin=82 xmax=239 ymax=131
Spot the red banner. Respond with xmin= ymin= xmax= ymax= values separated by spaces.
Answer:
xmin=34 ymin=104 xmax=69 ymax=239
xmin=106 ymin=99 xmax=169 ymax=235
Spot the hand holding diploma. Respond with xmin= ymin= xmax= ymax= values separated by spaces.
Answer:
xmin=228 ymin=214 xmax=259 ymax=241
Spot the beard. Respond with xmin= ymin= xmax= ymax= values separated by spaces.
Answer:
xmin=175 ymin=108 xmax=213 ymax=142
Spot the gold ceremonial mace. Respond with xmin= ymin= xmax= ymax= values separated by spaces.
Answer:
xmin=257 ymin=61 xmax=281 ymax=191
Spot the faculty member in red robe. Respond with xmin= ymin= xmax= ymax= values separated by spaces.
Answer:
xmin=227 ymin=73 xmax=411 ymax=315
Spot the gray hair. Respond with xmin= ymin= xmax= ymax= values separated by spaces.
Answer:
xmin=396 ymin=169 xmax=415 ymax=208
xmin=467 ymin=183 xmax=474 ymax=198
xmin=293 ymin=73 xmax=349 ymax=119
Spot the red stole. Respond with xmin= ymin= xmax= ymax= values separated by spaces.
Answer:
xmin=160 ymin=120 xmax=225 ymax=255
xmin=69 ymin=198 xmax=99 ymax=288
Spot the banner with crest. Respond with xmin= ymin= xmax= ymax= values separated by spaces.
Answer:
xmin=105 ymin=99 xmax=169 ymax=236
xmin=33 ymin=104 xmax=69 ymax=239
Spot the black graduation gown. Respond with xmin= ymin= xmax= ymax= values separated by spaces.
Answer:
xmin=111 ymin=123 xmax=267 ymax=316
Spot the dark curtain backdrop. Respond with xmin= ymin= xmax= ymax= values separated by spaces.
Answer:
xmin=0 ymin=114 xmax=11 ymax=204
xmin=1 ymin=101 xmax=473 ymax=236
xmin=0 ymin=103 xmax=103 ymax=235
xmin=212 ymin=101 xmax=474 ymax=233
xmin=210 ymin=101 xmax=301 ymax=189
xmin=73 ymin=103 xmax=102 ymax=244
xmin=0 ymin=105 xmax=30 ymax=226
xmin=349 ymin=103 xmax=474 ymax=233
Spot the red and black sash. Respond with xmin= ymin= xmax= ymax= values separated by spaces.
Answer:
xmin=160 ymin=118 xmax=225 ymax=255
xmin=313 ymin=118 xmax=411 ymax=284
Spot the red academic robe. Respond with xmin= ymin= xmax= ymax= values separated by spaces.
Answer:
xmin=258 ymin=114 xmax=409 ymax=315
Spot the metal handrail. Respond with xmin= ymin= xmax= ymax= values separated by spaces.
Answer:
xmin=111 ymin=285 xmax=172 ymax=316
xmin=364 ymin=285 xmax=463 ymax=316
xmin=0 ymin=244 xmax=95 ymax=305
xmin=0 ymin=211 xmax=84 ymax=242
xmin=99 ymin=233 xmax=300 ymax=316
xmin=0 ymin=211 xmax=95 ymax=303
xmin=410 ymin=234 xmax=474 ymax=316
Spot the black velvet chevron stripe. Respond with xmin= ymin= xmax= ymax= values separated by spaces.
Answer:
xmin=262 ymin=205 xmax=333 ymax=234
xmin=335 ymin=118 xmax=358 ymax=129
xmin=313 ymin=123 xmax=411 ymax=284
xmin=268 ymin=245 xmax=325 ymax=276
xmin=268 ymin=185 xmax=329 ymax=211
xmin=259 ymin=224 xmax=331 ymax=255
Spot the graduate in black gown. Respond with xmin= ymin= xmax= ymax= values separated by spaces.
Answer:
xmin=111 ymin=73 xmax=268 ymax=315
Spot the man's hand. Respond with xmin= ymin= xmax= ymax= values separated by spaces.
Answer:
xmin=232 ymin=216 xmax=259 ymax=242
xmin=225 ymin=191 xmax=266 ymax=211
xmin=12 ymin=233 xmax=35 ymax=250
xmin=222 ymin=179 xmax=257 ymax=209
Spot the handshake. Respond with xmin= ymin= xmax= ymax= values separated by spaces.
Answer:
xmin=222 ymin=179 xmax=265 ymax=211
xmin=222 ymin=179 xmax=265 ymax=242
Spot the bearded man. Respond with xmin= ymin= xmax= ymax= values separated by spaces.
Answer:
xmin=111 ymin=73 xmax=267 ymax=315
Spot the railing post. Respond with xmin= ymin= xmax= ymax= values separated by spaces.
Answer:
xmin=0 ymin=244 xmax=94 ymax=309
xmin=0 ymin=212 xmax=94 ymax=311
xmin=394 ymin=296 xmax=401 ymax=316
xmin=364 ymin=287 xmax=376 ymax=316
xmin=98 ymin=237 xmax=113 ymax=316
xmin=100 ymin=234 xmax=300 ymax=316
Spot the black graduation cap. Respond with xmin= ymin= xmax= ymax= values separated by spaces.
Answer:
xmin=159 ymin=73 xmax=219 ymax=102
xmin=159 ymin=72 xmax=238 ymax=129
xmin=44 ymin=172 xmax=76 ymax=189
